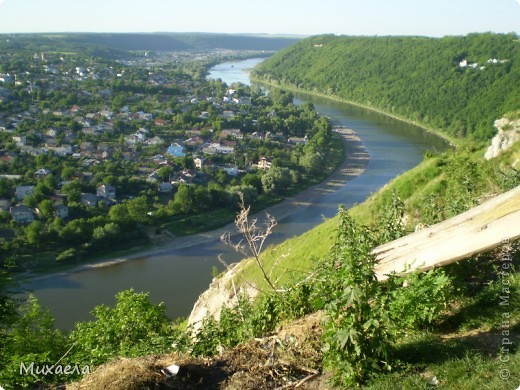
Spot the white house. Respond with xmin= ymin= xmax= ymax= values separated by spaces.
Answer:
xmin=257 ymin=156 xmax=272 ymax=170
xmin=193 ymin=156 xmax=206 ymax=169
xmin=215 ymin=145 xmax=234 ymax=155
xmin=97 ymin=184 xmax=116 ymax=199
xmin=222 ymin=165 xmax=239 ymax=176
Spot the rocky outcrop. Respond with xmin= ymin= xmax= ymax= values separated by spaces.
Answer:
xmin=187 ymin=261 xmax=258 ymax=334
xmin=484 ymin=117 xmax=520 ymax=160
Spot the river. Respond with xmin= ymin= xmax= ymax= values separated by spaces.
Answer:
xmin=24 ymin=58 xmax=448 ymax=330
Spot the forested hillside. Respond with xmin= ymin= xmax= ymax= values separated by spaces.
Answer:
xmin=0 ymin=33 xmax=301 ymax=58
xmin=253 ymin=33 xmax=520 ymax=140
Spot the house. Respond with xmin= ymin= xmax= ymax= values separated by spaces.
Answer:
xmin=202 ymin=144 xmax=218 ymax=155
xmin=215 ymin=145 xmax=234 ymax=155
xmin=184 ymin=136 xmax=204 ymax=147
xmin=46 ymin=128 xmax=60 ymax=137
xmin=96 ymin=184 xmax=116 ymax=199
xmin=151 ymin=154 xmax=168 ymax=165
xmin=193 ymin=156 xmax=206 ymax=169
xmin=219 ymin=129 xmax=242 ymax=139
xmin=35 ymin=168 xmax=52 ymax=178
xmin=80 ymin=193 xmax=99 ymax=207
xmin=0 ymin=199 xmax=11 ymax=211
xmin=257 ymin=156 xmax=273 ymax=170
xmin=53 ymin=145 xmax=73 ymax=156
xmin=166 ymin=143 xmax=186 ymax=158
xmin=136 ymin=111 xmax=153 ymax=121
xmin=288 ymin=136 xmax=308 ymax=145
xmin=80 ymin=142 xmax=94 ymax=152
xmin=100 ymin=109 xmax=113 ymax=119
xmin=54 ymin=204 xmax=69 ymax=219
xmin=12 ymin=135 xmax=27 ymax=145
xmin=232 ymin=97 xmax=251 ymax=105
xmin=147 ymin=172 xmax=159 ymax=183
xmin=159 ymin=182 xmax=173 ymax=193
xmin=221 ymin=110 xmax=235 ymax=120
xmin=10 ymin=205 xmax=35 ymax=224
xmin=147 ymin=136 xmax=164 ymax=145
xmin=221 ymin=165 xmax=239 ymax=176
xmin=15 ymin=185 xmax=35 ymax=201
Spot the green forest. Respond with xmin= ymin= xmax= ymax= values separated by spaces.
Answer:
xmin=253 ymin=33 xmax=520 ymax=141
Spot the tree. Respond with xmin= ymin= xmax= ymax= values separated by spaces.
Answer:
xmin=261 ymin=167 xmax=291 ymax=194
xmin=108 ymin=203 xmax=131 ymax=227
xmin=241 ymin=173 xmax=262 ymax=193
xmin=61 ymin=166 xmax=76 ymax=181
xmin=62 ymin=181 xmax=82 ymax=204
xmin=171 ymin=184 xmax=195 ymax=214
xmin=26 ymin=220 xmax=44 ymax=247
xmin=125 ymin=196 xmax=150 ymax=224
xmin=92 ymin=223 xmax=122 ymax=247
xmin=39 ymin=199 xmax=55 ymax=220
xmin=0 ymin=295 xmax=66 ymax=388
xmin=69 ymin=289 xmax=174 ymax=366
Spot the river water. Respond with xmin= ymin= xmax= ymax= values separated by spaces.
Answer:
xmin=25 ymin=58 xmax=448 ymax=330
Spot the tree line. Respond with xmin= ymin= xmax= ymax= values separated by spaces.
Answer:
xmin=253 ymin=33 xmax=520 ymax=141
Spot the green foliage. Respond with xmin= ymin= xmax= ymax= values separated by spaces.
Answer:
xmin=319 ymin=209 xmax=392 ymax=386
xmin=69 ymin=289 xmax=178 ymax=367
xmin=0 ymin=295 xmax=67 ymax=389
xmin=377 ymin=191 xmax=406 ymax=243
xmin=386 ymin=269 xmax=453 ymax=331
xmin=255 ymin=33 xmax=520 ymax=141
xmin=192 ymin=285 xmax=317 ymax=358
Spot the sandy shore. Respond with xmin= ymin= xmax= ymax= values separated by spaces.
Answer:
xmin=23 ymin=127 xmax=369 ymax=282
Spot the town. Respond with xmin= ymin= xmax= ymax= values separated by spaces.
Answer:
xmin=0 ymin=40 xmax=341 ymax=273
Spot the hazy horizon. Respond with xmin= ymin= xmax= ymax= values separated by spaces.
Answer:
xmin=0 ymin=0 xmax=518 ymax=37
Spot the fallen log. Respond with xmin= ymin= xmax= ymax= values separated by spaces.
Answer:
xmin=373 ymin=185 xmax=520 ymax=280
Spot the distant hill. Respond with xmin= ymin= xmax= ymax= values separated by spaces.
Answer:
xmin=0 ymin=32 xmax=302 ymax=54
xmin=253 ymin=33 xmax=520 ymax=141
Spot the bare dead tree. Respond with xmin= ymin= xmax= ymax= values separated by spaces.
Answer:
xmin=221 ymin=193 xmax=278 ymax=292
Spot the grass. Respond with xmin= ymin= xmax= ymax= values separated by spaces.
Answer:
xmin=12 ymin=235 xmax=153 ymax=282
xmin=365 ymin=274 xmax=520 ymax=389
xmin=231 ymin=216 xmax=339 ymax=291
xmin=162 ymin=208 xmax=236 ymax=236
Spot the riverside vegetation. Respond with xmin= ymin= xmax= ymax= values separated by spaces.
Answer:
xmin=253 ymin=33 xmax=520 ymax=142
xmin=0 ymin=33 xmax=519 ymax=389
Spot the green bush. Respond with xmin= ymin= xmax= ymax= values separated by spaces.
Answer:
xmin=319 ymin=209 xmax=392 ymax=387
xmin=69 ymin=289 xmax=179 ymax=367
xmin=386 ymin=269 xmax=453 ymax=331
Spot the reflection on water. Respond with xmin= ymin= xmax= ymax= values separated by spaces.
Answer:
xmin=25 ymin=58 xmax=449 ymax=329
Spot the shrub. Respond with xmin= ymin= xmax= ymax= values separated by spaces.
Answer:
xmin=320 ymin=209 xmax=392 ymax=387
xmin=386 ymin=269 xmax=453 ymax=331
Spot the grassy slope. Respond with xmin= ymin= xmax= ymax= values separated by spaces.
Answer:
xmin=232 ymin=141 xmax=519 ymax=291
xmin=224 ymin=141 xmax=520 ymax=388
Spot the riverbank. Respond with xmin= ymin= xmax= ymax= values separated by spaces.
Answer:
xmin=250 ymin=76 xmax=459 ymax=147
xmin=20 ymin=127 xmax=369 ymax=285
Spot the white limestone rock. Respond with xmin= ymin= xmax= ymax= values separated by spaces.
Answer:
xmin=484 ymin=118 xmax=520 ymax=160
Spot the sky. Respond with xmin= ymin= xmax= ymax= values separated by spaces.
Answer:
xmin=0 ymin=0 xmax=518 ymax=37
